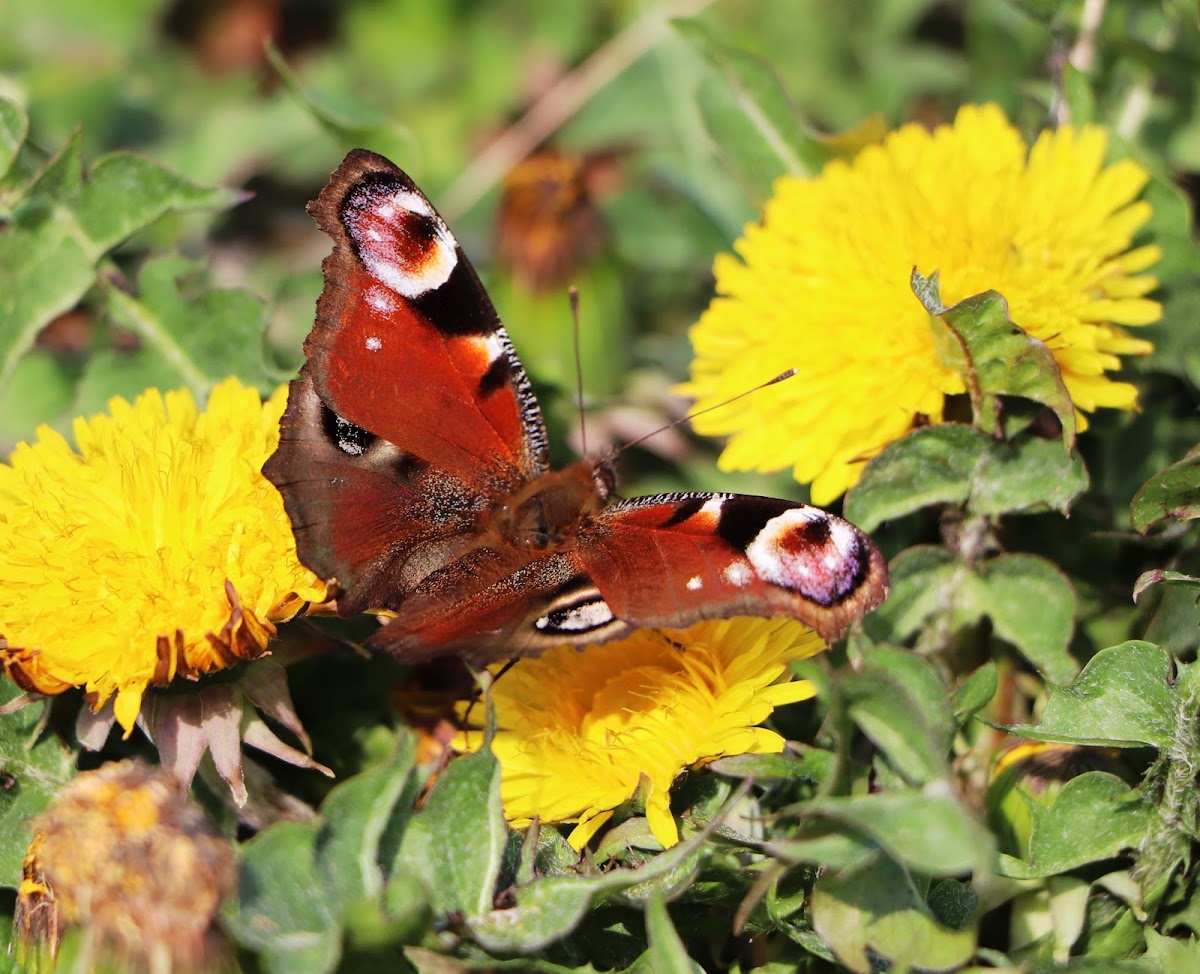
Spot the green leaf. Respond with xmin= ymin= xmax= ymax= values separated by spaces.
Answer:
xmin=846 ymin=425 xmax=1088 ymax=531
xmin=0 ymin=687 xmax=76 ymax=889
xmin=975 ymin=554 xmax=1079 ymax=685
xmin=0 ymin=349 xmax=79 ymax=444
xmin=265 ymin=42 xmax=417 ymax=166
xmin=226 ymin=735 xmax=422 ymax=973
xmin=710 ymin=746 xmax=834 ymax=785
xmin=951 ymin=662 xmax=998 ymax=726
xmin=1131 ymin=446 xmax=1200 ymax=532
xmin=225 ymin=820 xmax=342 ymax=974
xmin=93 ymin=254 xmax=272 ymax=398
xmin=317 ymin=732 xmax=417 ymax=908
xmin=645 ymin=891 xmax=701 ymax=974
xmin=912 ymin=273 xmax=1076 ymax=448
xmin=869 ymin=545 xmax=962 ymax=642
xmin=789 ymin=789 xmax=992 ymax=878
xmin=1133 ymin=569 xmax=1200 ymax=603
xmin=999 ymin=772 xmax=1155 ymax=879
xmin=393 ymin=746 xmax=508 ymax=920
xmin=1061 ymin=63 xmax=1096 ymax=125
xmin=0 ymin=139 xmax=238 ymax=391
xmin=811 ymin=854 xmax=976 ymax=973
xmin=1004 ymin=642 xmax=1175 ymax=749
xmin=871 ymin=548 xmax=1078 ymax=683
xmin=464 ymin=805 xmax=720 ymax=953
xmin=674 ymin=18 xmax=818 ymax=202
xmin=843 ymin=648 xmax=953 ymax=785
xmin=1143 ymin=928 xmax=1200 ymax=972
xmin=0 ymin=95 xmax=28 ymax=178
xmin=766 ymin=826 xmax=880 ymax=871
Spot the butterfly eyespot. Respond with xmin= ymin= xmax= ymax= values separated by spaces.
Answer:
xmin=321 ymin=406 xmax=375 ymax=457
xmin=342 ymin=174 xmax=457 ymax=299
xmin=743 ymin=508 xmax=867 ymax=606
xmin=535 ymin=596 xmax=615 ymax=635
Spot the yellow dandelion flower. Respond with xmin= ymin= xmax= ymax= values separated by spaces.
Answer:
xmin=682 ymin=103 xmax=1161 ymax=504
xmin=0 ymin=378 xmax=326 ymax=734
xmin=458 ymin=617 xmax=826 ymax=850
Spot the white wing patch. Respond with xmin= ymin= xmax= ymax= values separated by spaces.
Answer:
xmin=722 ymin=563 xmax=753 ymax=588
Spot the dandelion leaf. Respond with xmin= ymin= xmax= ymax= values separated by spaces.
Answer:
xmin=0 ymin=94 xmax=28 ymax=180
xmin=674 ymin=18 xmax=819 ymax=200
xmin=84 ymin=253 xmax=272 ymax=406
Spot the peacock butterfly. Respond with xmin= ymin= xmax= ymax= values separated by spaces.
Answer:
xmin=263 ymin=149 xmax=889 ymax=665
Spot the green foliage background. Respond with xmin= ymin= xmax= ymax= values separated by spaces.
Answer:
xmin=3 ymin=0 xmax=1200 ymax=971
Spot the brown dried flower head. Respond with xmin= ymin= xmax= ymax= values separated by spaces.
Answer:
xmin=15 ymin=760 xmax=236 ymax=972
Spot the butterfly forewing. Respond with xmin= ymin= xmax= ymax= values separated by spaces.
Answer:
xmin=305 ymin=149 xmax=548 ymax=487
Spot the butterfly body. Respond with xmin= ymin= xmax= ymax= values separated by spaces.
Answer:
xmin=264 ymin=149 xmax=888 ymax=665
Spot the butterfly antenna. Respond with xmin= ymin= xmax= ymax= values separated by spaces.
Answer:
xmin=617 ymin=369 xmax=797 ymax=455
xmin=570 ymin=286 xmax=589 ymax=457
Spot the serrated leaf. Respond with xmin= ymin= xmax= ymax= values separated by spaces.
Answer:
xmin=224 ymin=820 xmax=342 ymax=974
xmin=394 ymin=746 xmax=508 ymax=919
xmin=75 ymin=152 xmax=240 ymax=255
xmin=0 ymin=140 xmax=238 ymax=390
xmin=999 ymin=773 xmax=1154 ymax=879
xmin=846 ymin=425 xmax=1087 ymax=531
xmin=674 ymin=18 xmax=817 ymax=201
xmin=1143 ymin=928 xmax=1200 ymax=971
xmin=0 ymin=685 xmax=77 ymax=888
xmin=1131 ymin=447 xmax=1200 ymax=532
xmin=913 ymin=274 xmax=1076 ymax=448
xmin=1004 ymin=642 xmax=1176 ymax=749
xmin=811 ymin=854 xmax=976 ymax=973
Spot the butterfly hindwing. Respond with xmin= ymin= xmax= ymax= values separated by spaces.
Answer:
xmin=575 ymin=492 xmax=888 ymax=644
xmin=265 ymin=372 xmax=485 ymax=614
